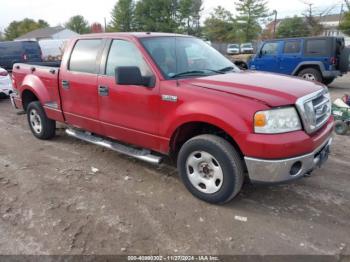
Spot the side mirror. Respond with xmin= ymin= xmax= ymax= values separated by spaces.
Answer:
xmin=115 ymin=66 xmax=155 ymax=88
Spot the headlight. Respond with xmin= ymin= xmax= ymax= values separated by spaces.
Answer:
xmin=254 ymin=107 xmax=302 ymax=134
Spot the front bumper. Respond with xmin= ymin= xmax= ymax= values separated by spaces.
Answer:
xmin=245 ymin=137 xmax=332 ymax=184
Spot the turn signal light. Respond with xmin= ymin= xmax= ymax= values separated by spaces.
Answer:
xmin=254 ymin=113 xmax=266 ymax=127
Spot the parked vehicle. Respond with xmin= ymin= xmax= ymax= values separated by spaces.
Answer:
xmin=0 ymin=41 xmax=42 ymax=71
xmin=0 ymin=67 xmax=13 ymax=98
xmin=11 ymin=33 xmax=334 ymax=204
xmin=227 ymin=44 xmax=240 ymax=55
xmin=240 ymin=43 xmax=254 ymax=54
xmin=38 ymin=39 xmax=68 ymax=62
xmin=249 ymin=37 xmax=349 ymax=85
xmin=332 ymin=96 xmax=350 ymax=135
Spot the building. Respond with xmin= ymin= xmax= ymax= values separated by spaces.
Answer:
xmin=14 ymin=26 xmax=79 ymax=41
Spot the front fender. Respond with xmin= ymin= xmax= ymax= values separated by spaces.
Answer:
xmin=163 ymin=100 xmax=254 ymax=150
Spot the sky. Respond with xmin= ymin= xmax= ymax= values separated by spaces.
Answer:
xmin=0 ymin=0 xmax=344 ymax=31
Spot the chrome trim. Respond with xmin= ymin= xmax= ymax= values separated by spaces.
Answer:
xmin=66 ymin=129 xmax=162 ymax=165
xmin=44 ymin=101 xmax=59 ymax=109
xmin=162 ymin=95 xmax=178 ymax=102
xmin=245 ymin=137 xmax=332 ymax=183
xmin=296 ymin=88 xmax=331 ymax=134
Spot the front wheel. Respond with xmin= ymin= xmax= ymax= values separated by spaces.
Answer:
xmin=177 ymin=135 xmax=244 ymax=204
xmin=27 ymin=101 xmax=56 ymax=140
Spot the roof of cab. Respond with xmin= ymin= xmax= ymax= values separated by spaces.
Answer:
xmin=74 ymin=32 xmax=192 ymax=40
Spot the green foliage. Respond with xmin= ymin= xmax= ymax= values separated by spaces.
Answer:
xmin=109 ymin=0 xmax=135 ymax=32
xmin=236 ymin=0 xmax=268 ymax=42
xmin=4 ymin=18 xmax=49 ymax=40
xmin=65 ymin=15 xmax=90 ymax=34
xmin=277 ymin=16 xmax=310 ymax=38
xmin=340 ymin=12 xmax=350 ymax=36
xmin=177 ymin=0 xmax=203 ymax=35
xmin=203 ymin=6 xmax=240 ymax=42
xmin=134 ymin=0 xmax=179 ymax=32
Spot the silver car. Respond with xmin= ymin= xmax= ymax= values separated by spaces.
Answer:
xmin=227 ymin=44 xmax=240 ymax=55
xmin=240 ymin=43 xmax=254 ymax=54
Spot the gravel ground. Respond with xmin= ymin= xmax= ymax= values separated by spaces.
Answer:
xmin=0 ymin=76 xmax=349 ymax=256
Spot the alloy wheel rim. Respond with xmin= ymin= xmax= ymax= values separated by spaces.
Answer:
xmin=186 ymin=151 xmax=224 ymax=194
xmin=302 ymin=73 xmax=316 ymax=81
xmin=29 ymin=109 xmax=42 ymax=134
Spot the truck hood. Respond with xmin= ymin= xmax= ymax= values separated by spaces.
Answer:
xmin=185 ymin=71 xmax=325 ymax=107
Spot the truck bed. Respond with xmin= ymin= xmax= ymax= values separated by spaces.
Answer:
xmin=12 ymin=62 xmax=63 ymax=122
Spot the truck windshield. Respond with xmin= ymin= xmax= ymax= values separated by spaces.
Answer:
xmin=141 ymin=36 xmax=238 ymax=79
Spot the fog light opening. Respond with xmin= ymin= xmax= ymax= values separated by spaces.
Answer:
xmin=290 ymin=161 xmax=302 ymax=176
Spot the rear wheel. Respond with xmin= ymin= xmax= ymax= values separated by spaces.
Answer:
xmin=298 ymin=68 xmax=323 ymax=83
xmin=177 ymin=135 xmax=244 ymax=204
xmin=27 ymin=101 xmax=56 ymax=140
xmin=323 ymin=77 xmax=335 ymax=86
xmin=339 ymin=47 xmax=350 ymax=73
xmin=334 ymin=120 xmax=348 ymax=135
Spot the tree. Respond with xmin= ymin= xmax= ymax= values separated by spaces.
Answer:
xmin=340 ymin=11 xmax=350 ymax=35
xmin=91 ymin=23 xmax=103 ymax=33
xmin=134 ymin=0 xmax=178 ymax=32
xmin=178 ymin=0 xmax=203 ymax=35
xmin=235 ymin=0 xmax=269 ymax=42
xmin=4 ymin=18 xmax=49 ymax=40
xmin=277 ymin=16 xmax=310 ymax=38
xmin=302 ymin=4 xmax=323 ymax=36
xmin=65 ymin=15 xmax=90 ymax=34
xmin=203 ymin=6 xmax=239 ymax=42
xmin=109 ymin=0 xmax=135 ymax=32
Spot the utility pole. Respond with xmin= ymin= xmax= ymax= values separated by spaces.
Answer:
xmin=339 ymin=3 xmax=344 ymax=26
xmin=273 ymin=10 xmax=278 ymax=39
xmin=104 ymin=18 xmax=107 ymax=32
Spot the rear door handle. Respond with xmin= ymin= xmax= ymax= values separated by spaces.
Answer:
xmin=62 ymin=80 xmax=70 ymax=89
xmin=98 ymin=85 xmax=109 ymax=96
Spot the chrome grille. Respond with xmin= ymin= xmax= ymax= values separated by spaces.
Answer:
xmin=296 ymin=89 xmax=331 ymax=134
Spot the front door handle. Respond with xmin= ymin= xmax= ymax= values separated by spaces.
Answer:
xmin=98 ymin=85 xmax=109 ymax=96
xmin=62 ymin=80 xmax=70 ymax=89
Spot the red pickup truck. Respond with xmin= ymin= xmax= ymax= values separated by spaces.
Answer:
xmin=11 ymin=33 xmax=334 ymax=204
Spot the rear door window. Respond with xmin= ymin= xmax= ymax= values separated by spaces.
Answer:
xmin=69 ymin=39 xmax=102 ymax=74
xmin=283 ymin=40 xmax=301 ymax=54
xmin=305 ymin=39 xmax=327 ymax=56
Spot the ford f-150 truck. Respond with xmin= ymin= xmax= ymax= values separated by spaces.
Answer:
xmin=10 ymin=33 xmax=334 ymax=204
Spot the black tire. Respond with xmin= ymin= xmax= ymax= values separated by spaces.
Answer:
xmin=298 ymin=68 xmax=323 ymax=83
xmin=339 ymin=47 xmax=350 ymax=73
xmin=27 ymin=101 xmax=56 ymax=140
xmin=334 ymin=120 xmax=348 ymax=135
xmin=177 ymin=135 xmax=244 ymax=204
xmin=323 ymin=77 xmax=335 ymax=86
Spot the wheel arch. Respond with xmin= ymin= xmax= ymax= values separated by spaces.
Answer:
xmin=292 ymin=62 xmax=325 ymax=76
xmin=20 ymin=75 xmax=51 ymax=111
xmin=169 ymin=121 xmax=245 ymax=162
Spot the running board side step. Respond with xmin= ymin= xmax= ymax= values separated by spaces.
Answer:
xmin=66 ymin=129 xmax=162 ymax=165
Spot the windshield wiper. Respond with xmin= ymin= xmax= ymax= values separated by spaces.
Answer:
xmin=218 ymin=66 xmax=235 ymax=73
xmin=170 ymin=69 xmax=223 ymax=79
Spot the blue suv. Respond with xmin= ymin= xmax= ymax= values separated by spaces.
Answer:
xmin=248 ymin=37 xmax=349 ymax=85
